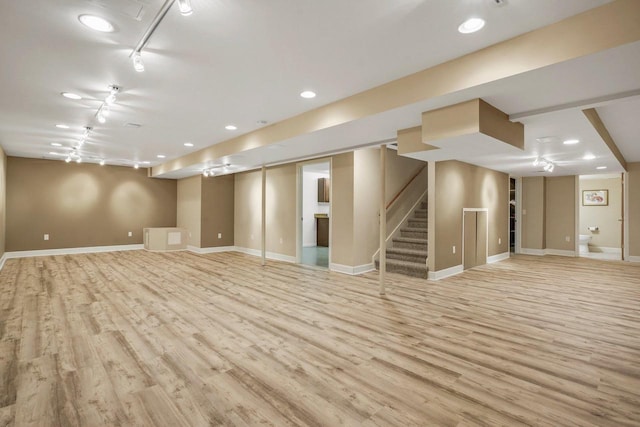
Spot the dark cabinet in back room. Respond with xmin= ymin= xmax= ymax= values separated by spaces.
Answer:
xmin=318 ymin=178 xmax=330 ymax=203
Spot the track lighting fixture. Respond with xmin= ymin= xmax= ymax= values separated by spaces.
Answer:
xmin=533 ymin=157 xmax=555 ymax=173
xmin=202 ymin=164 xmax=232 ymax=177
xmin=177 ymin=0 xmax=193 ymax=16
xmin=132 ymin=52 xmax=145 ymax=72
xmin=105 ymin=85 xmax=119 ymax=105
xmin=65 ymin=157 xmax=71 ymax=163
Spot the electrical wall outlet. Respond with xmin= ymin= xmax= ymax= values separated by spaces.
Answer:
xmin=452 ymin=245 xmax=456 ymax=254
xmin=498 ymin=237 xmax=502 ymax=244
xmin=565 ymin=236 xmax=571 ymax=242
xmin=280 ymin=237 xmax=283 ymax=244
xmin=218 ymin=233 xmax=222 ymax=239
xmin=128 ymin=231 xmax=133 ymax=237
xmin=44 ymin=234 xmax=49 ymax=241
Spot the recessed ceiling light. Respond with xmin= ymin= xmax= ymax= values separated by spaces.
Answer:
xmin=184 ymin=142 xmax=194 ymax=147
xmin=300 ymin=91 xmax=316 ymax=99
xmin=157 ymin=154 xmax=166 ymax=159
xmin=596 ymin=166 xmax=607 ymax=170
xmin=256 ymin=120 xmax=268 ymax=125
xmin=458 ymin=18 xmax=485 ymax=34
xmin=61 ymin=92 xmax=82 ymax=100
xmin=134 ymin=163 xmax=139 ymax=169
xmin=142 ymin=161 xmax=151 ymax=164
xmin=563 ymin=139 xmax=580 ymax=145
xmin=583 ymin=154 xmax=596 ymax=160
xmin=100 ymin=159 xmax=106 ymax=166
xmin=78 ymin=15 xmax=114 ymax=33
xmin=51 ymin=142 xmax=62 ymax=147
xmin=55 ymin=124 xmax=70 ymax=129
xmin=225 ymin=125 xmax=238 ymax=131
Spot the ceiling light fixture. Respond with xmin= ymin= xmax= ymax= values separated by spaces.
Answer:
xmin=583 ymin=154 xmax=596 ymax=160
xmin=56 ymin=124 xmax=70 ymax=129
xmin=533 ymin=157 xmax=555 ymax=173
xmin=563 ymin=139 xmax=580 ymax=145
xmin=51 ymin=142 xmax=62 ymax=147
xmin=61 ymin=92 xmax=82 ymax=100
xmin=134 ymin=163 xmax=139 ymax=169
xmin=99 ymin=159 xmax=106 ymax=166
xmin=300 ymin=91 xmax=316 ymax=99
xmin=202 ymin=164 xmax=231 ymax=177
xmin=458 ymin=18 xmax=485 ymax=34
xmin=157 ymin=154 xmax=166 ymax=159
xmin=177 ymin=0 xmax=193 ymax=16
xmin=76 ymin=158 xmax=82 ymax=164
xmin=132 ymin=52 xmax=145 ymax=72
xmin=78 ymin=14 xmax=114 ymax=33
xmin=184 ymin=142 xmax=194 ymax=147
xmin=596 ymin=166 xmax=607 ymax=170
xmin=65 ymin=157 xmax=71 ymax=163
xmin=225 ymin=125 xmax=238 ymax=131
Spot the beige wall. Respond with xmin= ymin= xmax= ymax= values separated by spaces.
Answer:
xmin=201 ymin=174 xmax=234 ymax=248
xmin=545 ymin=176 xmax=576 ymax=251
xmin=177 ymin=175 xmax=202 ymax=248
xmin=434 ymin=160 xmax=509 ymax=271
xmin=579 ymin=176 xmax=622 ymax=249
xmin=6 ymin=157 xmax=176 ymax=251
xmin=233 ymin=170 xmax=262 ymax=251
xmin=266 ymin=164 xmax=297 ymax=256
xmin=628 ymin=163 xmax=640 ymax=257
xmin=0 ymin=146 xmax=6 ymax=258
xmin=353 ymin=148 xmax=380 ymax=266
xmin=330 ymin=153 xmax=355 ymax=266
xmin=521 ymin=177 xmax=545 ymax=250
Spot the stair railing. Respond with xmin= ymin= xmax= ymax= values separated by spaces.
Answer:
xmin=386 ymin=163 xmax=428 ymax=211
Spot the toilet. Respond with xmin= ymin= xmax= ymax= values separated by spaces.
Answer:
xmin=578 ymin=234 xmax=592 ymax=254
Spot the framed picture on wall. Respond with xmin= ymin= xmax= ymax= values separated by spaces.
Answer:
xmin=582 ymin=189 xmax=608 ymax=206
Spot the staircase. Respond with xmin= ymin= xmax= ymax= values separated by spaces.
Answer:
xmin=375 ymin=200 xmax=428 ymax=278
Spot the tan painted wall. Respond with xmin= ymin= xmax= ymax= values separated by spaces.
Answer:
xmin=6 ymin=157 xmax=176 ymax=251
xmin=233 ymin=170 xmax=262 ymax=251
xmin=353 ymin=148 xmax=380 ymax=266
xmin=628 ymin=163 xmax=640 ymax=257
xmin=201 ymin=174 xmax=234 ymax=248
xmin=330 ymin=153 xmax=355 ymax=266
xmin=265 ymin=164 xmax=297 ymax=257
xmin=434 ymin=160 xmax=509 ymax=271
xmin=545 ymin=176 xmax=576 ymax=251
xmin=177 ymin=175 xmax=202 ymax=248
xmin=579 ymin=177 xmax=622 ymax=250
xmin=521 ymin=177 xmax=545 ymax=250
xmin=0 ymin=146 xmax=6 ymax=258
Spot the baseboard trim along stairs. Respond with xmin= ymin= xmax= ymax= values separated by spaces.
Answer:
xmin=376 ymin=200 xmax=429 ymax=278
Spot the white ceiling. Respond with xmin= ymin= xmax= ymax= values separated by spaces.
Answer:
xmin=2 ymin=0 xmax=638 ymax=180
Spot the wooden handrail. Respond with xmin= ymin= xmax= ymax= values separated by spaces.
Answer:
xmin=386 ymin=164 xmax=427 ymax=210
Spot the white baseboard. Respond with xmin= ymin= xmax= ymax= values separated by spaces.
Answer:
xmin=428 ymin=264 xmax=463 ymax=280
xmin=520 ymin=248 xmax=576 ymax=257
xmin=188 ymin=245 xmax=236 ymax=254
xmin=0 ymin=254 xmax=6 ymax=271
xmin=234 ymin=246 xmax=296 ymax=263
xmin=3 ymin=244 xmax=144 ymax=260
xmin=329 ymin=262 xmax=375 ymax=275
xmin=520 ymin=248 xmax=545 ymax=256
xmin=627 ymin=256 xmax=640 ymax=263
xmin=487 ymin=252 xmax=510 ymax=264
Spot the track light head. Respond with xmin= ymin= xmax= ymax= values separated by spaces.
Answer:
xmin=132 ymin=52 xmax=145 ymax=72
xmin=177 ymin=0 xmax=193 ymax=16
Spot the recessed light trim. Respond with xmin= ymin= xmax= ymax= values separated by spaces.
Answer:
xmin=596 ymin=166 xmax=607 ymax=170
xmin=583 ymin=154 xmax=596 ymax=160
xmin=51 ymin=142 xmax=62 ymax=147
xmin=225 ymin=125 xmax=238 ymax=131
xmin=157 ymin=154 xmax=166 ymax=159
xmin=78 ymin=14 xmax=114 ymax=33
xmin=458 ymin=18 xmax=485 ymax=34
xmin=563 ymin=139 xmax=580 ymax=145
xmin=300 ymin=91 xmax=316 ymax=99
xmin=184 ymin=142 xmax=194 ymax=147
xmin=61 ymin=92 xmax=82 ymax=100
xmin=55 ymin=124 xmax=70 ymax=129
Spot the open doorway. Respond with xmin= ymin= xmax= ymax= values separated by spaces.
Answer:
xmin=298 ymin=161 xmax=331 ymax=268
xmin=577 ymin=174 xmax=623 ymax=260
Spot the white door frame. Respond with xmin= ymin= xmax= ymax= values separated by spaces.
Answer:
xmin=296 ymin=158 xmax=332 ymax=267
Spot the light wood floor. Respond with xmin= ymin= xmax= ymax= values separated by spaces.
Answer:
xmin=0 ymin=251 xmax=639 ymax=426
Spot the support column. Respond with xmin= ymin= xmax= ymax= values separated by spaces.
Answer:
xmin=379 ymin=147 xmax=387 ymax=295
xmin=261 ymin=165 xmax=266 ymax=266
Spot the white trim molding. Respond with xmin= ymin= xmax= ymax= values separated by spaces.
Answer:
xmin=628 ymin=256 xmax=640 ymax=263
xmin=235 ymin=246 xmax=296 ymax=263
xmin=487 ymin=252 xmax=510 ymax=264
xmin=0 ymin=254 xmax=6 ymax=271
xmin=519 ymin=248 xmax=576 ymax=257
xmin=428 ymin=264 xmax=464 ymax=281
xmin=3 ymin=244 xmax=144 ymax=260
xmin=520 ymin=248 xmax=545 ymax=256
xmin=329 ymin=263 xmax=375 ymax=275
xmin=588 ymin=246 xmax=622 ymax=254
xmin=188 ymin=245 xmax=236 ymax=254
